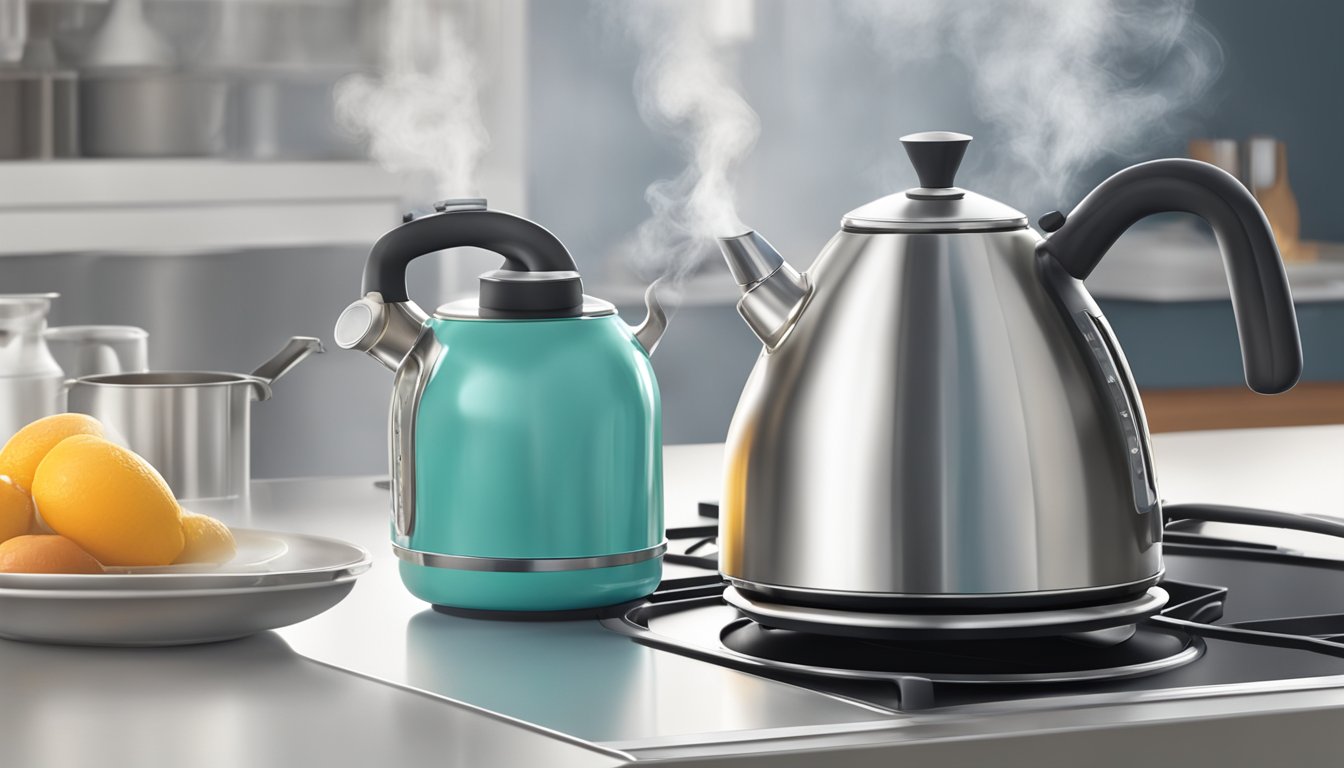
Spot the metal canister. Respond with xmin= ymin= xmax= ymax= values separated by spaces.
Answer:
xmin=0 ymin=69 xmax=77 ymax=159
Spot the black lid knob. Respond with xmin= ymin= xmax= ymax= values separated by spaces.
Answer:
xmin=901 ymin=131 xmax=972 ymax=189
xmin=1038 ymin=210 xmax=1067 ymax=233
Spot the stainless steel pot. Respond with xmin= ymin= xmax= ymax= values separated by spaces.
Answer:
xmin=227 ymin=68 xmax=360 ymax=160
xmin=0 ymin=68 xmax=78 ymax=159
xmin=66 ymin=336 xmax=322 ymax=501
xmin=78 ymin=69 xmax=228 ymax=157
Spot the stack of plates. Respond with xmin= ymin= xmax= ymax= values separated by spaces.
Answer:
xmin=0 ymin=529 xmax=371 ymax=646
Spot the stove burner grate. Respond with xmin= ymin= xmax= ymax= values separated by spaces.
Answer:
xmin=717 ymin=614 xmax=1202 ymax=686
xmin=724 ymin=584 xmax=1170 ymax=642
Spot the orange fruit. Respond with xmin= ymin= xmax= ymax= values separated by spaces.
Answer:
xmin=0 ymin=413 xmax=104 ymax=492
xmin=32 ymin=435 xmax=184 ymax=567
xmin=0 ymin=475 xmax=34 ymax=543
xmin=176 ymin=512 xmax=236 ymax=565
xmin=0 ymin=535 xmax=102 ymax=574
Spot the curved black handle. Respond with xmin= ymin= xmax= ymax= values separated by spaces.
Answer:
xmin=361 ymin=207 xmax=579 ymax=303
xmin=1037 ymin=159 xmax=1302 ymax=394
xmin=1164 ymin=503 xmax=1344 ymax=541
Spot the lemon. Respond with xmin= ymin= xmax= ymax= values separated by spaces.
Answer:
xmin=0 ymin=413 xmax=103 ymax=492
xmin=176 ymin=512 xmax=236 ymax=565
xmin=0 ymin=534 xmax=102 ymax=574
xmin=0 ymin=475 xmax=34 ymax=544
xmin=32 ymin=435 xmax=184 ymax=567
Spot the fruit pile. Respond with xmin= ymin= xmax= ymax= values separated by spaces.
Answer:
xmin=0 ymin=414 xmax=237 ymax=574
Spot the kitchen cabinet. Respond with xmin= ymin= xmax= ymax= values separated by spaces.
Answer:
xmin=0 ymin=160 xmax=401 ymax=254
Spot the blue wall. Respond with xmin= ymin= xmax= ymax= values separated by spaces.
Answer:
xmin=1193 ymin=1 xmax=1344 ymax=243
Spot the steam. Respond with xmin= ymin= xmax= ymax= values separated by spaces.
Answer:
xmin=603 ymin=0 xmax=761 ymax=285
xmin=844 ymin=0 xmax=1223 ymax=210
xmin=335 ymin=0 xmax=488 ymax=198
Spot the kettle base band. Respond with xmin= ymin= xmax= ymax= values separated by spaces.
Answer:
xmin=392 ymin=541 xmax=667 ymax=573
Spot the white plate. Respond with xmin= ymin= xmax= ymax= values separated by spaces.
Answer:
xmin=0 ymin=529 xmax=371 ymax=646
xmin=101 ymin=530 xmax=291 ymax=574
xmin=0 ymin=529 xmax=364 ymax=591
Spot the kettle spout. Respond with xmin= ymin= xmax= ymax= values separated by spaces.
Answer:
xmin=718 ymin=230 xmax=809 ymax=348
xmin=334 ymin=292 xmax=428 ymax=372
xmin=631 ymin=281 xmax=668 ymax=355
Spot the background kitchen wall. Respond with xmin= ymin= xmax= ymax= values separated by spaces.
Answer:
xmin=2 ymin=0 xmax=1341 ymax=478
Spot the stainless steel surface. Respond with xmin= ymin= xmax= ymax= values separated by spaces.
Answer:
xmin=721 ymin=227 xmax=1162 ymax=602
xmin=720 ymin=231 xmax=811 ymax=348
xmin=841 ymin=191 xmax=1028 ymax=232
xmin=335 ymin=293 xmax=430 ymax=371
xmin=0 ymin=68 xmax=77 ymax=159
xmin=392 ymin=541 xmax=667 ymax=572
xmin=720 ymin=229 xmax=785 ymax=286
xmin=722 ymin=584 xmax=1170 ymax=639
xmin=43 ymin=324 xmax=148 ymax=378
xmin=631 ymin=283 xmax=668 ymax=354
xmin=432 ymin=294 xmax=617 ymax=320
xmin=66 ymin=337 xmax=321 ymax=500
xmin=0 ymin=292 xmax=63 ymax=443
xmin=0 ymin=632 xmax=627 ymax=768
xmin=389 ymin=327 xmax=441 ymax=541
xmin=1067 ymin=306 xmax=1159 ymax=514
xmin=79 ymin=71 xmax=229 ymax=157
xmin=7 ymin=437 xmax=1344 ymax=765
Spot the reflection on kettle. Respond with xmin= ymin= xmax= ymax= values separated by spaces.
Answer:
xmin=405 ymin=609 xmax=653 ymax=739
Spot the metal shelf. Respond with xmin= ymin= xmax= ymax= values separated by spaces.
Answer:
xmin=0 ymin=160 xmax=402 ymax=255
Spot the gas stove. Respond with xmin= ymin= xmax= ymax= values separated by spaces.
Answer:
xmin=609 ymin=504 xmax=1344 ymax=714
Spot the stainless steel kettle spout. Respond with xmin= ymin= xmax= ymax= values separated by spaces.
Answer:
xmin=717 ymin=230 xmax=809 ymax=347
xmin=334 ymin=292 xmax=429 ymax=372
xmin=630 ymin=282 xmax=669 ymax=355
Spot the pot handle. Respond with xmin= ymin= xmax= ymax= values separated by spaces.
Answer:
xmin=251 ymin=336 xmax=324 ymax=384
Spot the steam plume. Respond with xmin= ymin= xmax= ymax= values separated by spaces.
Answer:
xmin=604 ymin=0 xmax=762 ymax=285
xmin=844 ymin=0 xmax=1223 ymax=211
xmin=335 ymin=0 xmax=489 ymax=198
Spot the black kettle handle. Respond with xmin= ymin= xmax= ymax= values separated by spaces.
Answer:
xmin=361 ymin=203 xmax=579 ymax=303
xmin=1036 ymin=159 xmax=1302 ymax=394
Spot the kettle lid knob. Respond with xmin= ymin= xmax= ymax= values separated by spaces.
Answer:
xmin=901 ymin=131 xmax=972 ymax=190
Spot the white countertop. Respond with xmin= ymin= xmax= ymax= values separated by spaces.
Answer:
xmin=6 ymin=425 xmax=1344 ymax=766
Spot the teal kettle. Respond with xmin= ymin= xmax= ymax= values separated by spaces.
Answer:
xmin=334 ymin=199 xmax=667 ymax=616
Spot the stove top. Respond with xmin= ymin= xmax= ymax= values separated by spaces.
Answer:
xmin=612 ymin=505 xmax=1344 ymax=713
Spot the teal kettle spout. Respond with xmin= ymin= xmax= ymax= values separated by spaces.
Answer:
xmin=334 ymin=199 xmax=666 ymax=615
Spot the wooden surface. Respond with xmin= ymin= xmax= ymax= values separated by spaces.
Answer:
xmin=1141 ymin=382 xmax=1344 ymax=432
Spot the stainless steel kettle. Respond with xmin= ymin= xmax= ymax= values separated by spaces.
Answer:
xmin=716 ymin=131 xmax=1302 ymax=613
